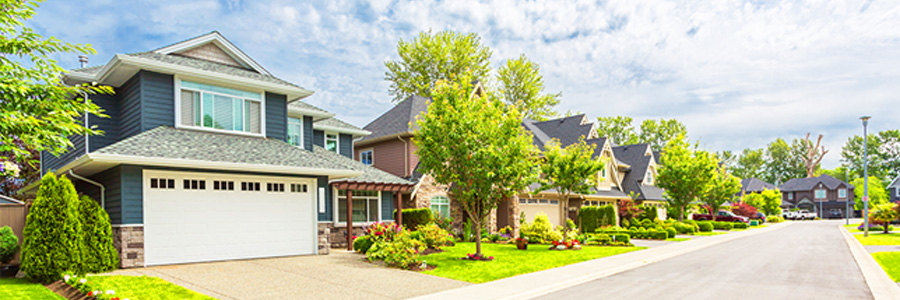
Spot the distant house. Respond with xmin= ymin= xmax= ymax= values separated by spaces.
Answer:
xmin=738 ymin=178 xmax=777 ymax=196
xmin=889 ymin=176 xmax=900 ymax=203
xmin=779 ymin=175 xmax=855 ymax=218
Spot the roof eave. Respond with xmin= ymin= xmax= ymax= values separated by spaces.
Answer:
xmin=288 ymin=107 xmax=335 ymax=120
xmin=313 ymin=124 xmax=371 ymax=137
xmin=355 ymin=132 xmax=414 ymax=147
xmin=87 ymin=153 xmax=362 ymax=178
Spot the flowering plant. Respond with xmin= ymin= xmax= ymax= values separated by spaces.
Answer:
xmin=63 ymin=273 xmax=128 ymax=300
xmin=0 ymin=161 xmax=20 ymax=177
xmin=462 ymin=253 xmax=494 ymax=261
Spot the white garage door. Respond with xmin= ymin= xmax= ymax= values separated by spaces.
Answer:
xmin=143 ymin=170 xmax=317 ymax=266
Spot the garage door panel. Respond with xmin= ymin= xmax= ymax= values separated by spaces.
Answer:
xmin=143 ymin=170 xmax=315 ymax=266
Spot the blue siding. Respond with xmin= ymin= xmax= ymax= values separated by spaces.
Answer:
xmin=41 ymin=135 xmax=85 ymax=175
xmin=313 ymin=130 xmax=324 ymax=147
xmin=303 ymin=116 xmax=314 ymax=151
xmin=266 ymin=93 xmax=287 ymax=141
xmin=339 ymin=134 xmax=353 ymax=158
xmin=140 ymin=71 xmax=175 ymax=132
xmin=120 ymin=165 xmax=143 ymax=224
xmin=77 ymin=167 xmax=124 ymax=224
xmin=381 ymin=192 xmax=394 ymax=221
xmin=317 ymin=176 xmax=332 ymax=222
xmin=88 ymin=93 xmax=120 ymax=151
xmin=118 ymin=74 xmax=142 ymax=139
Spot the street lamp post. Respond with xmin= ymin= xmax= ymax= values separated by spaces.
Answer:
xmin=845 ymin=167 xmax=850 ymax=225
xmin=861 ymin=116 xmax=871 ymax=237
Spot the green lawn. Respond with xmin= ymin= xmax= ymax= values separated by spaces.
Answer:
xmin=86 ymin=275 xmax=215 ymax=300
xmin=692 ymin=231 xmax=729 ymax=236
xmin=666 ymin=238 xmax=690 ymax=242
xmin=0 ymin=278 xmax=65 ymax=300
xmin=872 ymin=252 xmax=900 ymax=282
xmin=422 ymin=242 xmax=643 ymax=283
xmin=844 ymin=223 xmax=895 ymax=234
xmin=853 ymin=233 xmax=900 ymax=246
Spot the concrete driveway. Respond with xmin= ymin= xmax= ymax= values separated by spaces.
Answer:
xmin=111 ymin=250 xmax=469 ymax=300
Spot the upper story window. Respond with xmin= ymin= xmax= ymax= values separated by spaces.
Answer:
xmin=179 ymin=80 xmax=262 ymax=135
xmin=838 ymin=188 xmax=847 ymax=198
xmin=360 ymin=149 xmax=373 ymax=166
xmin=814 ymin=189 xmax=826 ymax=199
xmin=788 ymin=193 xmax=793 ymax=200
xmin=645 ymin=171 xmax=654 ymax=185
xmin=325 ymin=133 xmax=339 ymax=153
xmin=287 ymin=117 xmax=304 ymax=147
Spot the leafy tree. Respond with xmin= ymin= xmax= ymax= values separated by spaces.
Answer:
xmin=816 ymin=165 xmax=852 ymax=183
xmin=869 ymin=202 xmax=898 ymax=234
xmin=497 ymin=55 xmax=561 ymax=121
xmin=0 ymin=226 xmax=18 ymax=265
xmin=657 ymin=134 xmax=717 ymax=221
xmin=384 ymin=30 xmax=492 ymax=102
xmin=595 ymin=116 xmax=639 ymax=145
xmin=717 ymin=150 xmax=737 ymax=172
xmin=741 ymin=189 xmax=782 ymax=216
xmin=701 ymin=161 xmax=741 ymax=221
xmin=414 ymin=72 xmax=536 ymax=258
xmin=21 ymin=173 xmax=84 ymax=282
xmin=617 ymin=199 xmax=643 ymax=222
xmin=77 ymin=195 xmax=118 ymax=273
xmin=0 ymin=137 xmax=40 ymax=197
xmin=762 ymin=138 xmax=805 ymax=185
xmin=1 ymin=0 xmax=111 ymax=162
xmin=639 ymin=119 xmax=688 ymax=151
xmin=731 ymin=202 xmax=758 ymax=218
xmin=852 ymin=176 xmax=888 ymax=211
xmin=733 ymin=148 xmax=766 ymax=180
xmin=537 ymin=138 xmax=606 ymax=225
xmin=841 ymin=130 xmax=900 ymax=185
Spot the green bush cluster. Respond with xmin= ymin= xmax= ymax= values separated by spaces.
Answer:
xmin=712 ymin=222 xmax=734 ymax=230
xmin=697 ymin=221 xmax=714 ymax=232
xmin=400 ymin=208 xmax=433 ymax=230
xmin=665 ymin=227 xmax=678 ymax=239
xmin=367 ymin=228 xmax=426 ymax=269
xmin=640 ymin=205 xmax=658 ymax=221
xmin=22 ymin=173 xmax=86 ymax=282
xmin=354 ymin=235 xmax=374 ymax=254
xmin=672 ymin=222 xmax=698 ymax=234
xmin=77 ymin=195 xmax=118 ymax=273
xmin=415 ymin=223 xmax=455 ymax=249
xmin=521 ymin=213 xmax=563 ymax=244
xmin=767 ymin=216 xmax=784 ymax=223
xmin=625 ymin=227 xmax=668 ymax=240
xmin=0 ymin=226 xmax=19 ymax=264
xmin=578 ymin=205 xmax=616 ymax=233
xmin=582 ymin=233 xmax=632 ymax=246
xmin=733 ymin=222 xmax=749 ymax=229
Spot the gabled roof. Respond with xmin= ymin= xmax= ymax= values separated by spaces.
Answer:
xmin=888 ymin=176 xmax=900 ymax=189
xmin=525 ymin=114 xmax=597 ymax=149
xmin=740 ymin=178 xmax=777 ymax=193
xmin=357 ymin=95 xmax=430 ymax=145
xmin=288 ymin=101 xmax=334 ymax=120
xmin=313 ymin=118 xmax=371 ymax=137
xmin=152 ymin=31 xmax=270 ymax=75
xmin=779 ymin=174 xmax=854 ymax=192
xmin=613 ymin=143 xmax=664 ymax=200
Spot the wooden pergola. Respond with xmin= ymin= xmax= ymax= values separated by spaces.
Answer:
xmin=331 ymin=181 xmax=416 ymax=250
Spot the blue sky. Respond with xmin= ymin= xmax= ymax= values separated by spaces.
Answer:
xmin=29 ymin=0 xmax=900 ymax=168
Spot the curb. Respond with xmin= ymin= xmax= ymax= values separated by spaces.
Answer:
xmin=840 ymin=226 xmax=900 ymax=300
xmin=411 ymin=222 xmax=791 ymax=300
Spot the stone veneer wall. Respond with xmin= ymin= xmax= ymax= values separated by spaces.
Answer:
xmin=325 ymin=224 xmax=366 ymax=249
xmin=317 ymin=223 xmax=331 ymax=254
xmin=412 ymin=174 xmax=501 ymax=234
xmin=112 ymin=226 xmax=144 ymax=268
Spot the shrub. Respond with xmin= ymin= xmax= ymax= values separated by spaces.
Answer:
xmin=697 ymin=221 xmax=713 ymax=232
xmin=767 ymin=216 xmax=784 ymax=223
xmin=354 ymin=235 xmax=374 ymax=254
xmin=416 ymin=223 xmax=455 ymax=249
xmin=432 ymin=211 xmax=453 ymax=231
xmin=579 ymin=206 xmax=602 ymax=234
xmin=649 ymin=229 xmax=668 ymax=240
xmin=521 ymin=212 xmax=562 ymax=244
xmin=672 ymin=222 xmax=697 ymax=234
xmin=401 ymin=208 xmax=433 ymax=230
xmin=610 ymin=233 xmax=630 ymax=244
xmin=366 ymin=229 xmax=426 ymax=269
xmin=721 ymin=222 xmax=734 ymax=230
xmin=733 ymin=222 xmax=749 ymax=229
xmin=683 ymin=220 xmax=698 ymax=226
xmin=584 ymin=233 xmax=611 ymax=245
xmin=641 ymin=205 xmax=658 ymax=221
xmin=77 ymin=195 xmax=119 ymax=273
xmin=22 ymin=173 xmax=85 ymax=282
xmin=731 ymin=202 xmax=757 ymax=218
xmin=665 ymin=227 xmax=677 ymax=239
xmin=0 ymin=226 xmax=19 ymax=264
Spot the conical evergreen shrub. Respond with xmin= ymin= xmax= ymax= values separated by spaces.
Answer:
xmin=21 ymin=173 xmax=85 ymax=282
xmin=78 ymin=195 xmax=119 ymax=273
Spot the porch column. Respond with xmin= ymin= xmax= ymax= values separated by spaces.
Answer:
xmin=346 ymin=189 xmax=353 ymax=251
xmin=394 ymin=191 xmax=402 ymax=227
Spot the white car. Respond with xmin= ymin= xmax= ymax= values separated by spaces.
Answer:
xmin=792 ymin=210 xmax=817 ymax=220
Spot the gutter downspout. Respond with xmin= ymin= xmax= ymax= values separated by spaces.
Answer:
xmin=69 ymin=169 xmax=104 ymax=210
xmin=80 ymin=55 xmax=89 ymax=155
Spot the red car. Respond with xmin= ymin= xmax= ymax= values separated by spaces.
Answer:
xmin=692 ymin=210 xmax=749 ymax=223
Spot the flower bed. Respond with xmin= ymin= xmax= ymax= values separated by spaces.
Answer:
xmin=64 ymin=274 xmax=123 ymax=300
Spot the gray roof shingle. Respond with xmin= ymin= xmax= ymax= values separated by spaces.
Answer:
xmin=526 ymin=115 xmax=595 ymax=148
xmin=740 ymin=178 xmax=777 ymax=193
xmin=289 ymin=101 xmax=331 ymax=114
xmin=778 ymin=174 xmax=854 ymax=192
xmin=314 ymin=118 xmax=365 ymax=133
xmin=613 ymin=144 xmax=664 ymax=200
xmin=358 ymin=95 xmax=429 ymax=144
xmin=125 ymin=52 xmax=302 ymax=89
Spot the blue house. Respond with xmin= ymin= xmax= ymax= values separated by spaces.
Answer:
xmin=29 ymin=32 xmax=412 ymax=268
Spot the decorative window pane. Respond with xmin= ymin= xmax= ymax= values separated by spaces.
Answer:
xmin=430 ymin=196 xmax=450 ymax=218
xmin=838 ymin=189 xmax=846 ymax=198
xmin=287 ymin=117 xmax=304 ymax=147
xmin=788 ymin=193 xmax=793 ymax=200
xmin=247 ymin=101 xmax=261 ymax=134
xmin=180 ymin=90 xmax=199 ymax=126
xmin=326 ymin=133 xmax=339 ymax=153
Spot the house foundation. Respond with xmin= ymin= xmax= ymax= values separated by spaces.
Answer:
xmin=112 ymin=225 xmax=144 ymax=268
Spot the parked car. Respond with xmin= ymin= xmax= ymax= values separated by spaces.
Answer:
xmin=782 ymin=209 xmax=792 ymax=219
xmin=749 ymin=212 xmax=766 ymax=224
xmin=828 ymin=209 xmax=843 ymax=219
xmin=693 ymin=210 xmax=749 ymax=223
xmin=791 ymin=210 xmax=817 ymax=220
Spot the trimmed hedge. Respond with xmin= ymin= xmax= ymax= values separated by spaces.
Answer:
xmin=733 ymin=222 xmax=749 ymax=229
xmin=665 ymin=227 xmax=677 ymax=239
xmin=22 ymin=173 xmax=85 ymax=282
xmin=400 ymin=208 xmax=433 ymax=230
xmin=579 ymin=205 xmax=617 ymax=233
xmin=0 ymin=226 xmax=18 ymax=264
xmin=641 ymin=205 xmax=658 ymax=221
xmin=697 ymin=221 xmax=713 ymax=232
xmin=77 ymin=195 xmax=119 ymax=273
xmin=354 ymin=235 xmax=374 ymax=254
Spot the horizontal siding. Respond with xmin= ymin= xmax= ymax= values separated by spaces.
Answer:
xmin=313 ymin=130 xmax=324 ymax=148
xmin=303 ymin=116 xmax=314 ymax=151
xmin=363 ymin=139 xmax=407 ymax=178
xmin=266 ymin=92 xmax=287 ymax=141
xmin=317 ymin=176 xmax=332 ymax=222
xmin=88 ymin=93 xmax=120 ymax=151
xmin=381 ymin=192 xmax=394 ymax=221
xmin=339 ymin=133 xmax=353 ymax=158
xmin=140 ymin=71 xmax=175 ymax=132
xmin=120 ymin=165 xmax=143 ymax=224
xmin=78 ymin=167 xmax=123 ymax=224
xmin=118 ymin=73 xmax=142 ymax=139
xmin=42 ymin=134 xmax=86 ymax=174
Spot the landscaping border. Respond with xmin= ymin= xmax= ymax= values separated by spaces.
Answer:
xmin=839 ymin=225 xmax=900 ymax=299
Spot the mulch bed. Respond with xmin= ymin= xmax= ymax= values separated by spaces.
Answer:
xmin=45 ymin=280 xmax=95 ymax=300
xmin=421 ymin=248 xmax=444 ymax=255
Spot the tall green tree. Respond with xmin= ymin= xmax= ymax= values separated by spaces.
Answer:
xmin=733 ymin=148 xmax=766 ymax=180
xmin=414 ymin=72 xmax=536 ymax=258
xmin=657 ymin=134 xmax=717 ymax=221
xmin=852 ymin=176 xmax=888 ymax=211
xmin=743 ymin=189 xmax=782 ymax=216
xmin=639 ymin=119 xmax=688 ymax=151
xmin=1 ymin=0 xmax=111 ymax=162
xmin=763 ymin=138 xmax=805 ymax=185
xmin=702 ymin=157 xmax=742 ymax=221
xmin=815 ymin=165 xmax=852 ymax=183
xmin=537 ymin=138 xmax=606 ymax=225
xmin=497 ymin=55 xmax=561 ymax=121
xmin=77 ymin=195 xmax=118 ymax=273
xmin=384 ymin=30 xmax=492 ymax=102
xmin=841 ymin=130 xmax=900 ymax=185
xmin=21 ymin=173 xmax=85 ymax=282
xmin=717 ymin=150 xmax=737 ymax=172
xmin=595 ymin=116 xmax=640 ymax=145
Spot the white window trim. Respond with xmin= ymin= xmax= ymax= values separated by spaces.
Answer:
xmin=288 ymin=117 xmax=305 ymax=148
xmin=174 ymin=76 xmax=266 ymax=137
xmin=332 ymin=187 xmax=382 ymax=226
xmin=838 ymin=188 xmax=847 ymax=198
xmin=788 ymin=193 xmax=793 ymax=200
xmin=359 ymin=148 xmax=374 ymax=165
xmin=814 ymin=189 xmax=826 ymax=199
xmin=325 ymin=132 xmax=340 ymax=153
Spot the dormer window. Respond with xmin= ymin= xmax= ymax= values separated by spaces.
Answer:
xmin=325 ymin=133 xmax=339 ymax=153
xmin=645 ymin=170 xmax=654 ymax=185
xmin=287 ymin=117 xmax=304 ymax=147
xmin=178 ymin=80 xmax=262 ymax=135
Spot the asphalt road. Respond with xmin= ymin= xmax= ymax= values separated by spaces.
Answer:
xmin=538 ymin=220 xmax=873 ymax=300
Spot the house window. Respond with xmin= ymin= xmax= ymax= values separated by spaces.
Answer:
xmin=360 ymin=149 xmax=373 ymax=166
xmin=838 ymin=189 xmax=847 ymax=198
xmin=183 ymin=179 xmax=206 ymax=190
xmin=150 ymin=178 xmax=175 ymax=189
xmin=325 ymin=133 xmax=339 ymax=153
xmin=788 ymin=193 xmax=793 ymax=200
xmin=267 ymin=183 xmax=285 ymax=192
xmin=519 ymin=198 xmax=527 ymax=204
xmin=601 ymin=167 xmax=607 ymax=179
xmin=549 ymin=199 xmax=559 ymax=205
xmin=645 ymin=171 xmax=654 ymax=185
xmin=179 ymin=80 xmax=262 ymax=134
xmin=527 ymin=199 xmax=538 ymax=204
xmin=291 ymin=183 xmax=308 ymax=193
xmin=431 ymin=196 xmax=450 ymax=218
xmin=213 ymin=180 xmax=234 ymax=191
xmin=287 ymin=117 xmax=304 ymax=147
xmin=337 ymin=190 xmax=379 ymax=223
xmin=814 ymin=189 xmax=826 ymax=199
xmin=241 ymin=182 xmax=261 ymax=191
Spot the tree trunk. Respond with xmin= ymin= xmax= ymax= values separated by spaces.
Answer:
xmin=679 ymin=205 xmax=685 ymax=222
xmin=886 ymin=224 xmax=890 ymax=234
xmin=475 ymin=219 xmax=482 ymax=256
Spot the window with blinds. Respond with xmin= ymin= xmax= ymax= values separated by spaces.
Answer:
xmin=180 ymin=80 xmax=262 ymax=134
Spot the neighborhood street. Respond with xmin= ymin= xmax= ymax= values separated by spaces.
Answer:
xmin=539 ymin=221 xmax=873 ymax=300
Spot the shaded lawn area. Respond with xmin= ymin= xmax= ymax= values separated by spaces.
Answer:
xmin=854 ymin=233 xmax=900 ymax=246
xmin=0 ymin=278 xmax=64 ymax=300
xmin=86 ymin=276 xmax=215 ymax=300
xmin=872 ymin=252 xmax=900 ymax=282
xmin=422 ymin=242 xmax=644 ymax=283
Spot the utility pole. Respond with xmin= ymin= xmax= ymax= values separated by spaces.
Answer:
xmin=845 ymin=167 xmax=850 ymax=225
xmin=861 ymin=116 xmax=871 ymax=237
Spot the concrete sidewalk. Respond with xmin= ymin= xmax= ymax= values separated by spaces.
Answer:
xmin=840 ymin=225 xmax=900 ymax=299
xmin=411 ymin=223 xmax=791 ymax=300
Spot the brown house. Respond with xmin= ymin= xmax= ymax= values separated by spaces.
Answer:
xmin=779 ymin=175 xmax=855 ymax=219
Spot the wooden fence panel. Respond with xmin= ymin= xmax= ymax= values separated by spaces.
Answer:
xmin=0 ymin=204 xmax=27 ymax=264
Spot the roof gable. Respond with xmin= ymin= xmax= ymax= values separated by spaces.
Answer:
xmin=357 ymin=95 xmax=429 ymax=144
xmin=779 ymin=174 xmax=854 ymax=191
xmin=154 ymin=31 xmax=270 ymax=75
